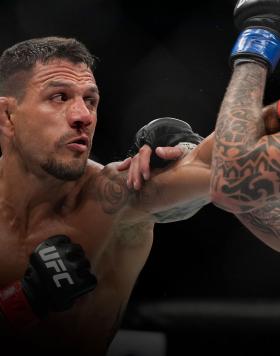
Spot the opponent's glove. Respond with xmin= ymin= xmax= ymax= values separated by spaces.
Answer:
xmin=0 ymin=235 xmax=97 ymax=329
xmin=230 ymin=0 xmax=280 ymax=73
xmin=128 ymin=117 xmax=203 ymax=168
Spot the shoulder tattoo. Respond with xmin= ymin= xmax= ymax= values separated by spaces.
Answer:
xmin=94 ymin=169 xmax=130 ymax=214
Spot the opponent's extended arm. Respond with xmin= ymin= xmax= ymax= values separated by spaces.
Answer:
xmin=210 ymin=0 xmax=280 ymax=214
xmin=115 ymin=97 xmax=280 ymax=223
xmin=0 ymin=235 xmax=97 ymax=330
xmin=115 ymin=117 xmax=211 ymax=223
xmin=233 ymin=100 xmax=280 ymax=252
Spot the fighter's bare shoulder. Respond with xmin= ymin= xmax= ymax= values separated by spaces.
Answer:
xmin=85 ymin=159 xmax=132 ymax=215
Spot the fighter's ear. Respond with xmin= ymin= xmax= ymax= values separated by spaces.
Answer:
xmin=0 ymin=97 xmax=16 ymax=138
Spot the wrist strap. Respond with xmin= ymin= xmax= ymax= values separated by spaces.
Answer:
xmin=231 ymin=28 xmax=280 ymax=72
xmin=0 ymin=281 xmax=40 ymax=330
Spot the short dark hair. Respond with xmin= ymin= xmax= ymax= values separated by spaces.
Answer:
xmin=0 ymin=36 xmax=97 ymax=99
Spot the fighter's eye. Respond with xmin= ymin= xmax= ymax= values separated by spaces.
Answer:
xmin=84 ymin=96 xmax=98 ymax=110
xmin=51 ymin=93 xmax=68 ymax=102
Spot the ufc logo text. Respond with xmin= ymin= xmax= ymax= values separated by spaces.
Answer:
xmin=38 ymin=246 xmax=74 ymax=288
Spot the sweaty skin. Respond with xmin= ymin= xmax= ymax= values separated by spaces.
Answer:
xmin=0 ymin=59 xmax=211 ymax=355
xmin=2 ymin=57 xmax=280 ymax=355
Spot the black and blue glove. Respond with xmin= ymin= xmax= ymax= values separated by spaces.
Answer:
xmin=230 ymin=0 xmax=280 ymax=73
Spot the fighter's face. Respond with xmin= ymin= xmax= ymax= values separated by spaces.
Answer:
xmin=10 ymin=59 xmax=99 ymax=180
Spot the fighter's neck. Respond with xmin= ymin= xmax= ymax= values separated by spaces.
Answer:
xmin=0 ymin=157 xmax=82 ymax=214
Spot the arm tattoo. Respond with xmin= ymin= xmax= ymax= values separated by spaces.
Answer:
xmin=211 ymin=63 xmax=280 ymax=212
xmin=94 ymin=168 xmax=130 ymax=214
xmin=153 ymin=197 xmax=209 ymax=223
xmin=94 ymin=164 xmax=209 ymax=219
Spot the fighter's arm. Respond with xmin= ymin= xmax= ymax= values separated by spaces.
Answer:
xmin=120 ymin=132 xmax=280 ymax=250
xmin=138 ymin=144 xmax=211 ymax=223
xmin=210 ymin=66 xmax=280 ymax=214
xmin=119 ymin=99 xmax=280 ymax=193
xmin=230 ymin=100 xmax=280 ymax=251
xmin=210 ymin=0 xmax=280 ymax=214
xmin=147 ymin=132 xmax=215 ymax=222
xmin=118 ymin=102 xmax=280 ymax=250
xmin=114 ymin=93 xmax=280 ymax=223
xmin=233 ymin=100 xmax=280 ymax=251
xmin=119 ymin=132 xmax=214 ymax=191
xmin=223 ymin=100 xmax=280 ymax=252
xmin=98 ymin=135 xmax=212 ymax=224
xmin=118 ymin=93 xmax=280 ymax=217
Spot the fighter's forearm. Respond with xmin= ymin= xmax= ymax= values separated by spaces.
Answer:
xmin=215 ymin=62 xmax=267 ymax=153
xmin=210 ymin=62 xmax=280 ymax=213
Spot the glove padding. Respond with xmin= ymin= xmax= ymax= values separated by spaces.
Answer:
xmin=22 ymin=235 xmax=97 ymax=318
xmin=128 ymin=117 xmax=203 ymax=168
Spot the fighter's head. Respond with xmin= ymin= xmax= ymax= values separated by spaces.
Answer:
xmin=0 ymin=36 xmax=97 ymax=101
xmin=0 ymin=37 xmax=100 ymax=181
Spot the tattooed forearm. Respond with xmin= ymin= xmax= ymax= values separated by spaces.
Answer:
xmin=211 ymin=62 xmax=280 ymax=212
xmin=215 ymin=63 xmax=267 ymax=156
xmin=153 ymin=197 xmax=209 ymax=223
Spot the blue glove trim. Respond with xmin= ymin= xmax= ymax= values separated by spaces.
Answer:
xmin=231 ymin=28 xmax=280 ymax=72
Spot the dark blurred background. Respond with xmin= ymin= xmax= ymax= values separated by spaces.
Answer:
xmin=3 ymin=0 xmax=280 ymax=354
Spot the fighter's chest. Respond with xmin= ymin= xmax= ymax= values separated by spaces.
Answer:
xmin=0 ymin=207 xmax=114 ymax=286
